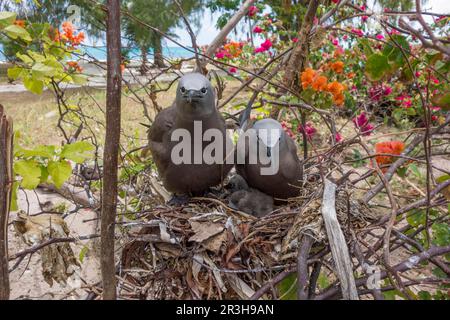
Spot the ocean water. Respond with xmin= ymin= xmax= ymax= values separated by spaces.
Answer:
xmin=78 ymin=45 xmax=195 ymax=61
xmin=0 ymin=45 xmax=195 ymax=62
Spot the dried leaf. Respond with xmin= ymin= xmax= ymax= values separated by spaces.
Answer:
xmin=189 ymin=221 xmax=224 ymax=243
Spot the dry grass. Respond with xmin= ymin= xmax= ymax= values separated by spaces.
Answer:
xmin=0 ymin=77 xmax=248 ymax=149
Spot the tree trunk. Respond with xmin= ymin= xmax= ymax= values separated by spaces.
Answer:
xmin=101 ymin=0 xmax=121 ymax=300
xmin=0 ymin=105 xmax=13 ymax=301
xmin=153 ymin=35 xmax=166 ymax=68
xmin=282 ymin=0 xmax=320 ymax=92
xmin=270 ymin=0 xmax=319 ymax=119
xmin=140 ymin=45 xmax=150 ymax=75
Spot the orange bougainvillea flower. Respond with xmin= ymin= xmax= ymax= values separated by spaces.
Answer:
xmin=67 ymin=61 xmax=83 ymax=72
xmin=14 ymin=20 xmax=25 ymax=28
xmin=375 ymin=141 xmax=405 ymax=167
xmin=334 ymin=92 xmax=345 ymax=105
xmin=312 ymin=75 xmax=328 ymax=91
xmin=223 ymin=41 xmax=243 ymax=58
xmin=326 ymin=81 xmax=346 ymax=105
xmin=347 ymin=72 xmax=355 ymax=79
xmin=330 ymin=61 xmax=344 ymax=73
xmin=327 ymin=81 xmax=344 ymax=95
xmin=301 ymin=67 xmax=316 ymax=89
xmin=60 ymin=21 xmax=85 ymax=47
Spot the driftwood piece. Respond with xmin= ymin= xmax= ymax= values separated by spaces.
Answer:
xmin=321 ymin=179 xmax=359 ymax=300
xmin=0 ymin=105 xmax=13 ymax=300
xmin=39 ymin=182 xmax=100 ymax=209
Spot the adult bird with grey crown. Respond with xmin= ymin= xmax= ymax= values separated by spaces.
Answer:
xmin=148 ymin=73 xmax=233 ymax=204
xmin=236 ymin=118 xmax=303 ymax=201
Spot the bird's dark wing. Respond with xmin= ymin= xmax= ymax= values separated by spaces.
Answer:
xmin=148 ymin=105 xmax=176 ymax=143
xmin=280 ymin=137 xmax=302 ymax=181
xmin=148 ymin=105 xmax=176 ymax=166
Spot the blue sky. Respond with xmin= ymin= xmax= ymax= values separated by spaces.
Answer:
xmin=171 ymin=0 xmax=450 ymax=47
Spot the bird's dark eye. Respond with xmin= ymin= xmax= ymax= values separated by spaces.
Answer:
xmin=180 ymin=86 xmax=186 ymax=93
xmin=201 ymin=87 xmax=207 ymax=94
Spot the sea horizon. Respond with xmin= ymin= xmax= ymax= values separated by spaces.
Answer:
xmin=0 ymin=45 xmax=196 ymax=62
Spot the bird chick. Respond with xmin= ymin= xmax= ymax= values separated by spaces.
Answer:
xmin=227 ymin=174 xmax=274 ymax=218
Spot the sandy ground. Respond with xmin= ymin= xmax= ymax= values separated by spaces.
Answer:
xmin=8 ymin=189 xmax=101 ymax=300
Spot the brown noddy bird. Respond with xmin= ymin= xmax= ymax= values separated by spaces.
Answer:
xmin=236 ymin=118 xmax=303 ymax=200
xmin=148 ymin=73 xmax=233 ymax=204
xmin=227 ymin=174 xmax=274 ymax=217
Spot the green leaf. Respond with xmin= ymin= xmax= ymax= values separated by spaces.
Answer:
xmin=396 ymin=167 xmax=408 ymax=178
xmin=71 ymin=74 xmax=88 ymax=85
xmin=32 ymin=62 xmax=56 ymax=80
xmin=79 ymin=245 xmax=89 ymax=263
xmin=7 ymin=66 xmax=25 ymax=80
xmin=48 ymin=160 xmax=72 ymax=188
xmin=382 ymin=35 xmax=409 ymax=67
xmin=408 ymin=164 xmax=422 ymax=179
xmin=0 ymin=12 xmax=16 ymax=28
xmin=432 ymin=223 xmax=450 ymax=246
xmin=39 ymin=166 xmax=49 ymax=183
xmin=365 ymin=54 xmax=390 ymax=81
xmin=14 ymin=159 xmax=41 ymax=189
xmin=317 ymin=272 xmax=330 ymax=289
xmin=61 ymin=141 xmax=94 ymax=163
xmin=432 ymin=267 xmax=447 ymax=279
xmin=406 ymin=209 xmax=425 ymax=227
xmin=16 ymin=53 xmax=33 ymax=64
xmin=23 ymin=76 xmax=44 ymax=94
xmin=418 ymin=291 xmax=432 ymax=300
xmin=4 ymin=24 xmax=32 ymax=41
xmin=10 ymin=181 xmax=19 ymax=211
xmin=358 ymin=38 xmax=374 ymax=56
xmin=15 ymin=145 xmax=55 ymax=158
xmin=437 ymin=174 xmax=450 ymax=183
xmin=431 ymin=92 xmax=450 ymax=111
xmin=277 ymin=273 xmax=297 ymax=300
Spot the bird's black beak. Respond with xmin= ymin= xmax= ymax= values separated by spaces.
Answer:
xmin=267 ymin=147 xmax=271 ymax=158
xmin=186 ymin=90 xmax=201 ymax=103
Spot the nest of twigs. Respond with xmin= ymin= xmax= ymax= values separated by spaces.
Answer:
xmin=117 ymin=161 xmax=379 ymax=300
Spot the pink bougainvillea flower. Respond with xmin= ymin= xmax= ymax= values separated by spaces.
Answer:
xmin=362 ymin=15 xmax=369 ymax=22
xmin=353 ymin=112 xmax=374 ymax=136
xmin=383 ymin=86 xmax=393 ymax=96
xmin=229 ymin=67 xmax=237 ymax=73
xmin=335 ymin=132 xmax=343 ymax=143
xmin=261 ymin=39 xmax=272 ymax=50
xmin=431 ymin=106 xmax=441 ymax=111
xmin=313 ymin=17 xmax=319 ymax=25
xmin=332 ymin=38 xmax=339 ymax=46
xmin=360 ymin=5 xmax=366 ymax=11
xmin=351 ymin=28 xmax=364 ymax=37
xmin=332 ymin=0 xmax=340 ymax=4
xmin=297 ymin=122 xmax=317 ymax=139
xmin=415 ymin=71 xmax=421 ymax=77
xmin=281 ymin=121 xmax=295 ymax=138
xmin=343 ymin=34 xmax=348 ymax=40
xmin=215 ymin=51 xmax=225 ymax=59
xmin=431 ymin=76 xmax=439 ymax=84
xmin=253 ymin=26 xmax=263 ymax=33
xmin=376 ymin=34 xmax=385 ymax=40
xmin=388 ymin=29 xmax=400 ymax=35
xmin=403 ymin=100 xmax=412 ymax=108
xmin=369 ymin=86 xmax=382 ymax=101
xmin=431 ymin=115 xmax=438 ymax=121
xmin=248 ymin=5 xmax=258 ymax=17
xmin=292 ymin=37 xmax=299 ymax=43
xmin=254 ymin=47 xmax=265 ymax=53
